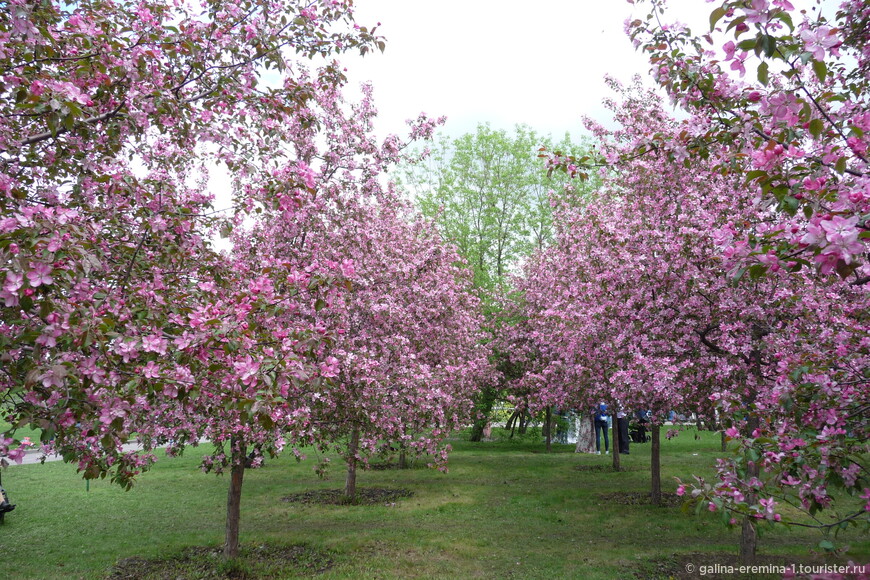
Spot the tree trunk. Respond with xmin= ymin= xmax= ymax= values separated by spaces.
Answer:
xmin=545 ymin=406 xmax=552 ymax=453
xmin=518 ymin=410 xmax=529 ymax=435
xmin=398 ymin=446 xmax=407 ymax=469
xmin=469 ymin=385 xmax=498 ymax=442
xmin=611 ymin=416 xmax=620 ymax=471
xmin=506 ymin=409 xmax=519 ymax=438
xmin=345 ymin=428 xmax=360 ymax=502
xmin=740 ymin=414 xmax=760 ymax=565
xmin=650 ymin=424 xmax=661 ymax=506
xmin=224 ymin=438 xmax=247 ymax=559
xmin=721 ymin=430 xmax=727 ymax=452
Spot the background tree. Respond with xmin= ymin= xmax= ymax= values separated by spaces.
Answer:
xmin=399 ymin=124 xmax=598 ymax=441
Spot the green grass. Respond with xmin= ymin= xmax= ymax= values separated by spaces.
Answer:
xmin=0 ymin=427 xmax=866 ymax=579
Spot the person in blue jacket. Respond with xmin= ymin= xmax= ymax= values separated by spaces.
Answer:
xmin=593 ymin=402 xmax=609 ymax=454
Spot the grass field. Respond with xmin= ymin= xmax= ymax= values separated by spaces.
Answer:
xmin=0 ymin=427 xmax=867 ymax=579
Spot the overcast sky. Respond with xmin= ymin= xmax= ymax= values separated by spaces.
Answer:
xmin=338 ymin=0 xmax=714 ymax=143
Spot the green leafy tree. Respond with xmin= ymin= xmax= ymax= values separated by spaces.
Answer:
xmin=399 ymin=124 xmax=598 ymax=440
xmin=403 ymin=124 xmax=593 ymax=292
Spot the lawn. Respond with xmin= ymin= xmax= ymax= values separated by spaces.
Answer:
xmin=0 ymin=427 xmax=867 ymax=579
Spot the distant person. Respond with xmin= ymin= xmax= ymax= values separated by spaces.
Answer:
xmin=593 ymin=402 xmax=609 ymax=454
xmin=616 ymin=409 xmax=630 ymax=454
xmin=632 ymin=409 xmax=650 ymax=443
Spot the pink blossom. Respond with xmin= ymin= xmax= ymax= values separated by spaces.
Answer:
xmin=26 ymin=262 xmax=53 ymax=287
xmin=141 ymin=334 xmax=168 ymax=354
xmin=340 ymin=259 xmax=355 ymax=278
xmin=820 ymin=215 xmax=859 ymax=245
xmin=47 ymin=80 xmax=93 ymax=106
xmin=233 ymin=355 xmax=261 ymax=386
xmin=800 ymin=26 xmax=841 ymax=61
xmin=743 ymin=0 xmax=771 ymax=24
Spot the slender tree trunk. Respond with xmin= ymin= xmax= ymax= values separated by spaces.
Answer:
xmin=545 ymin=406 xmax=552 ymax=453
xmin=611 ymin=416 xmax=620 ymax=471
xmin=398 ymin=446 xmax=407 ymax=470
xmin=721 ymin=430 xmax=727 ymax=452
xmin=739 ymin=414 xmax=760 ymax=565
xmin=469 ymin=385 xmax=498 ymax=442
xmin=518 ymin=410 xmax=529 ymax=435
xmin=345 ymin=428 xmax=360 ymax=502
xmin=224 ymin=438 xmax=247 ymax=559
xmin=651 ymin=424 xmax=661 ymax=506
xmin=506 ymin=409 xmax=519 ymax=438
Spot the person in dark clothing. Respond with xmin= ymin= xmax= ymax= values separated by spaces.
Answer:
xmin=616 ymin=409 xmax=630 ymax=454
xmin=631 ymin=409 xmax=650 ymax=443
xmin=593 ymin=402 xmax=609 ymax=454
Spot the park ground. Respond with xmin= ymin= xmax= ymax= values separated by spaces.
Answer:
xmin=1 ymin=427 xmax=867 ymax=579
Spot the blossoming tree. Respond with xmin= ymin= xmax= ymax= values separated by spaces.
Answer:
xmin=542 ymin=8 xmax=869 ymax=555
xmin=0 ymin=0 xmax=390 ymax=558
xmin=242 ymin=81 xmax=489 ymax=501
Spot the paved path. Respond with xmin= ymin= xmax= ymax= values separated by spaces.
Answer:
xmin=11 ymin=441 xmax=151 ymax=466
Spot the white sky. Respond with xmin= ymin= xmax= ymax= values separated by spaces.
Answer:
xmin=338 ymin=0 xmax=714 ymax=142
xmin=338 ymin=0 xmax=838 ymax=143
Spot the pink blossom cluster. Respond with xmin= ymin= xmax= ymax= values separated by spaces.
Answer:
xmin=523 ymin=76 xmax=867 ymax=545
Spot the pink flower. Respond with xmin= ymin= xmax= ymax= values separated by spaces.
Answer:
xmin=820 ymin=215 xmax=859 ymax=245
xmin=40 ymin=365 xmax=66 ymax=388
xmin=800 ymin=26 xmax=841 ymax=61
xmin=319 ymin=356 xmax=340 ymax=378
xmin=48 ymin=80 xmax=93 ymax=106
xmin=340 ymin=259 xmax=355 ymax=278
xmin=743 ymin=0 xmax=771 ymax=24
xmin=142 ymin=361 xmax=160 ymax=379
xmin=729 ymin=52 xmax=749 ymax=77
xmin=26 ymin=262 xmax=53 ymax=287
xmin=233 ymin=355 xmax=261 ymax=386
xmin=141 ymin=334 xmax=168 ymax=354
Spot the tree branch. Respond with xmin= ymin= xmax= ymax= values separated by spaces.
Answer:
xmin=17 ymin=102 xmax=125 ymax=148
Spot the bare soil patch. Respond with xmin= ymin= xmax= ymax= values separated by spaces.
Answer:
xmin=573 ymin=463 xmax=644 ymax=473
xmin=106 ymin=543 xmax=332 ymax=579
xmin=281 ymin=487 xmax=413 ymax=506
xmin=598 ymin=490 xmax=684 ymax=507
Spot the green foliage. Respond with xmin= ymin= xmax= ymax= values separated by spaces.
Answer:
xmin=399 ymin=124 xmax=598 ymax=295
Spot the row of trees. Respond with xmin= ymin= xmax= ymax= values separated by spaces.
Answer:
xmin=0 ymin=0 xmax=487 ymax=559
xmin=511 ymin=0 xmax=868 ymax=564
